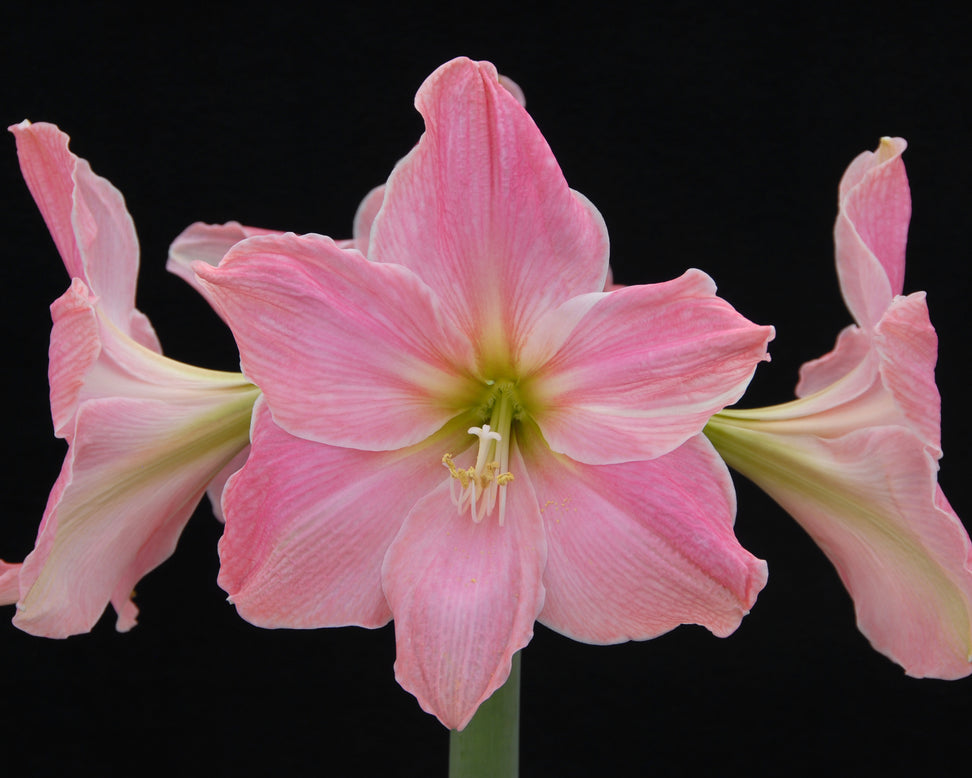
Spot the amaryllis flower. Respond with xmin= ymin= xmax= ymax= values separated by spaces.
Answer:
xmin=705 ymin=138 xmax=972 ymax=678
xmin=195 ymin=57 xmax=774 ymax=729
xmin=2 ymin=121 xmax=259 ymax=637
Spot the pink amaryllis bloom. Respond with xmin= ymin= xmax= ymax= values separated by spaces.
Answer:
xmin=705 ymin=138 xmax=972 ymax=679
xmin=2 ymin=121 xmax=259 ymax=637
xmin=194 ymin=57 xmax=773 ymax=729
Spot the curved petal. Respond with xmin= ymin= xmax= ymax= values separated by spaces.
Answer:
xmin=719 ymin=364 xmax=911 ymax=441
xmin=835 ymin=137 xmax=910 ymax=329
xmin=524 ymin=270 xmax=774 ymax=464
xmin=706 ymin=420 xmax=972 ymax=679
xmin=167 ymin=221 xmax=281 ymax=316
xmin=49 ymin=279 xmax=102 ymax=440
xmin=218 ymin=399 xmax=471 ymax=629
xmin=49 ymin=278 xmax=257 ymax=441
xmin=382 ymin=443 xmax=546 ymax=730
xmin=785 ymin=292 xmax=940 ymax=455
xmin=196 ymin=232 xmax=477 ymax=450
xmin=9 ymin=121 xmax=160 ymax=352
xmin=205 ymin=444 xmax=250 ymax=523
xmin=498 ymin=74 xmax=527 ymax=107
xmin=874 ymin=291 xmax=941 ymax=456
xmin=352 ymin=185 xmax=385 ymax=257
xmin=9 ymin=121 xmax=86 ymax=280
xmin=522 ymin=429 xmax=767 ymax=642
xmin=15 ymin=389 xmax=256 ymax=638
xmin=796 ymin=323 xmax=871 ymax=397
xmin=370 ymin=57 xmax=609 ymax=359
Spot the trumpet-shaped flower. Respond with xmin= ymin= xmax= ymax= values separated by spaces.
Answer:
xmin=705 ymin=138 xmax=972 ymax=678
xmin=195 ymin=57 xmax=773 ymax=728
xmin=3 ymin=121 xmax=259 ymax=637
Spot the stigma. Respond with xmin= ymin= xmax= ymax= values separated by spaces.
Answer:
xmin=443 ymin=424 xmax=514 ymax=525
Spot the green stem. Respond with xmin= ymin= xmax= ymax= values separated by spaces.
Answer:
xmin=448 ymin=652 xmax=521 ymax=778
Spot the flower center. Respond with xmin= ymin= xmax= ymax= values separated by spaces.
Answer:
xmin=442 ymin=383 xmax=517 ymax=525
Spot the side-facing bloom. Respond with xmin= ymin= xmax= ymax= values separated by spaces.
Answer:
xmin=195 ymin=57 xmax=774 ymax=728
xmin=2 ymin=122 xmax=259 ymax=637
xmin=705 ymin=138 xmax=972 ymax=678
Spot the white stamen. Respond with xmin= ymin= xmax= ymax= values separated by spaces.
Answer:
xmin=442 ymin=422 xmax=514 ymax=524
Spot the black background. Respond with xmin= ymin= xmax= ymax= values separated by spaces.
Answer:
xmin=2 ymin=3 xmax=970 ymax=776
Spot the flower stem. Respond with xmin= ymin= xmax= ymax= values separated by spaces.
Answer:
xmin=448 ymin=652 xmax=521 ymax=778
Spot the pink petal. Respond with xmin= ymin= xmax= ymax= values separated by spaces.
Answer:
xmin=524 ymin=270 xmax=774 ymax=464
xmin=196 ymin=232 xmax=476 ymax=450
xmin=10 ymin=121 xmax=160 ymax=352
xmin=0 ymin=561 xmax=20 ymax=606
xmin=790 ymin=293 xmax=940 ymax=456
xmin=205 ymin=444 xmax=250 ymax=523
xmin=352 ymin=185 xmax=385 ymax=257
xmin=722 ymin=364 xmax=913 ymax=441
xmin=873 ymin=291 xmax=941 ymax=456
xmin=49 ymin=278 xmax=256 ymax=441
xmin=522 ymin=430 xmax=767 ymax=642
xmin=498 ymin=74 xmax=527 ymax=107
xmin=382 ymin=443 xmax=546 ymax=730
xmin=218 ymin=399 xmax=471 ymax=629
xmin=15 ymin=390 xmax=255 ymax=637
xmin=835 ymin=137 xmax=910 ymax=329
xmin=796 ymin=323 xmax=871 ymax=397
xmin=369 ymin=57 xmax=609 ymax=357
xmin=709 ymin=421 xmax=972 ymax=679
xmin=49 ymin=279 xmax=102 ymax=440
xmin=167 ymin=221 xmax=281 ymax=316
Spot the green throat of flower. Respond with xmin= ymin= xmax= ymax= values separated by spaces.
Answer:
xmin=442 ymin=381 xmax=525 ymax=526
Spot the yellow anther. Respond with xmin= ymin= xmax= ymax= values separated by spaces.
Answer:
xmin=442 ymin=384 xmax=518 ymax=524
xmin=442 ymin=453 xmax=473 ymax=487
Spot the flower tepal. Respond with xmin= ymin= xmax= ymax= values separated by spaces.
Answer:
xmin=196 ymin=57 xmax=774 ymax=729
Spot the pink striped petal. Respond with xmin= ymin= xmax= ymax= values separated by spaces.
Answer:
xmin=835 ymin=137 xmax=910 ymax=329
xmin=382 ymin=443 xmax=546 ymax=730
xmin=370 ymin=57 xmax=609 ymax=356
xmin=796 ymin=324 xmax=871 ymax=398
xmin=523 ymin=430 xmax=767 ymax=642
xmin=719 ymin=365 xmax=918 ymax=444
xmin=525 ymin=270 xmax=773 ymax=464
xmin=196 ymin=232 xmax=476 ymax=450
xmin=15 ymin=388 xmax=256 ymax=637
xmin=708 ymin=420 xmax=972 ymax=679
xmin=874 ymin=291 xmax=941 ymax=456
xmin=167 ymin=221 xmax=281 ymax=315
xmin=218 ymin=399 xmax=471 ymax=629
xmin=205 ymin=445 xmax=250 ymax=523
xmin=788 ymin=294 xmax=940 ymax=455
xmin=49 ymin=277 xmax=256 ymax=441
xmin=49 ymin=279 xmax=102 ymax=440
xmin=10 ymin=121 xmax=160 ymax=352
